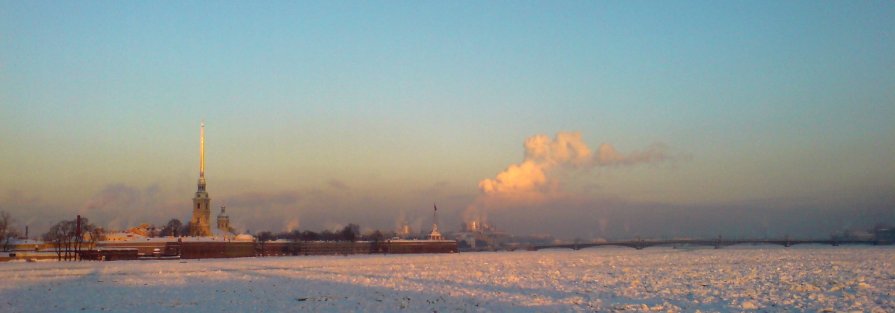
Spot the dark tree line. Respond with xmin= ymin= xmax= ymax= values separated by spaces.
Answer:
xmin=42 ymin=216 xmax=100 ymax=261
xmin=256 ymin=224 xmax=393 ymax=243
xmin=259 ymin=224 xmax=364 ymax=243
xmin=159 ymin=218 xmax=185 ymax=237
xmin=253 ymin=224 xmax=397 ymax=257
xmin=140 ymin=218 xmax=192 ymax=237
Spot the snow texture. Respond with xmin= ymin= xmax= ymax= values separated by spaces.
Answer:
xmin=1 ymin=246 xmax=893 ymax=312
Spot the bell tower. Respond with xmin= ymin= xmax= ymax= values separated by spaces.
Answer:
xmin=217 ymin=205 xmax=230 ymax=233
xmin=190 ymin=121 xmax=212 ymax=236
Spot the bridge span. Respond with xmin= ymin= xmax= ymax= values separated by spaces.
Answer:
xmin=530 ymin=238 xmax=884 ymax=251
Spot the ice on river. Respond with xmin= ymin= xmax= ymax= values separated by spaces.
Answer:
xmin=1 ymin=246 xmax=893 ymax=312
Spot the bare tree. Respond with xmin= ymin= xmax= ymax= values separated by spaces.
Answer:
xmin=363 ymin=230 xmax=385 ymax=242
xmin=341 ymin=224 xmax=359 ymax=242
xmin=300 ymin=230 xmax=320 ymax=241
xmin=257 ymin=231 xmax=274 ymax=256
xmin=44 ymin=220 xmax=74 ymax=261
xmin=87 ymin=226 xmax=105 ymax=250
xmin=0 ymin=211 xmax=17 ymax=251
xmin=180 ymin=223 xmax=191 ymax=237
xmin=160 ymin=219 xmax=183 ymax=237
xmin=43 ymin=217 xmax=96 ymax=261
xmin=286 ymin=230 xmax=302 ymax=255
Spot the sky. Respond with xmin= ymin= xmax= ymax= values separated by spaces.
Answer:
xmin=1 ymin=1 xmax=893 ymax=239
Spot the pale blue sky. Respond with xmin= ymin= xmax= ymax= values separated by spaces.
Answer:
xmin=1 ymin=1 xmax=893 ymax=237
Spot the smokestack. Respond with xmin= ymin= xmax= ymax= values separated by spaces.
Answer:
xmin=76 ymin=215 xmax=81 ymax=238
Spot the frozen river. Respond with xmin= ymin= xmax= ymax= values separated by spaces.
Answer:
xmin=1 ymin=246 xmax=893 ymax=312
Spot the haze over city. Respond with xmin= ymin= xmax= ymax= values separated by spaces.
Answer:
xmin=2 ymin=1 xmax=893 ymax=239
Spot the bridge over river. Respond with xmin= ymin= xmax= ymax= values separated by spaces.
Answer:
xmin=529 ymin=238 xmax=886 ymax=251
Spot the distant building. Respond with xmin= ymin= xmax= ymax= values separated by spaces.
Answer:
xmin=428 ymin=225 xmax=443 ymax=241
xmin=428 ymin=204 xmax=443 ymax=240
xmin=455 ymin=219 xmax=511 ymax=250
xmin=189 ymin=122 xmax=212 ymax=236
xmin=125 ymin=224 xmax=153 ymax=237
xmin=217 ymin=206 xmax=231 ymax=234
xmin=398 ymin=223 xmax=413 ymax=239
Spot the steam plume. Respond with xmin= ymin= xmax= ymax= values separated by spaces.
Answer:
xmin=466 ymin=132 xmax=671 ymax=227
xmin=478 ymin=132 xmax=669 ymax=200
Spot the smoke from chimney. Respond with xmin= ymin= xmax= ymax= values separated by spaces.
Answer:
xmin=466 ymin=132 xmax=671 ymax=228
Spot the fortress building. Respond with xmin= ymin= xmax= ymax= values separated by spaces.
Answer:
xmin=189 ymin=122 xmax=212 ymax=236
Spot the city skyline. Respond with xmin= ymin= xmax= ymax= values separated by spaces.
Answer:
xmin=1 ymin=1 xmax=893 ymax=238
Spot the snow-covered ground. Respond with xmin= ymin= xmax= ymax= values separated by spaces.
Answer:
xmin=1 ymin=246 xmax=893 ymax=312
